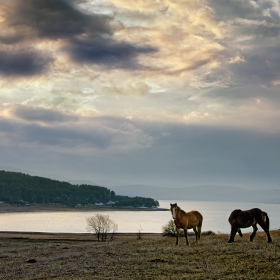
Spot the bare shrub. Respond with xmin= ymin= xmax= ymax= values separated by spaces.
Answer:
xmin=201 ymin=230 xmax=216 ymax=236
xmin=137 ymin=226 xmax=143 ymax=240
xmin=86 ymin=214 xmax=118 ymax=241
xmin=162 ymin=219 xmax=184 ymax=237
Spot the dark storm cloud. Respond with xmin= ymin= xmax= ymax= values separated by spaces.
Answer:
xmin=67 ymin=36 xmax=157 ymax=69
xmin=0 ymin=49 xmax=53 ymax=77
xmin=8 ymin=0 xmax=112 ymax=38
xmin=12 ymin=106 xmax=78 ymax=123
xmin=0 ymin=0 xmax=157 ymax=74
xmin=0 ymin=34 xmax=24 ymax=45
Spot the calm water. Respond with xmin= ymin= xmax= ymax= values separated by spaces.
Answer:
xmin=0 ymin=200 xmax=279 ymax=234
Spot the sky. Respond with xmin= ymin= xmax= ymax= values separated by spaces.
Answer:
xmin=0 ymin=0 xmax=280 ymax=189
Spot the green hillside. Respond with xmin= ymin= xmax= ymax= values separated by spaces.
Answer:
xmin=0 ymin=170 xmax=159 ymax=208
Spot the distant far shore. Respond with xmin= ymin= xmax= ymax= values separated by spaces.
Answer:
xmin=0 ymin=202 xmax=168 ymax=213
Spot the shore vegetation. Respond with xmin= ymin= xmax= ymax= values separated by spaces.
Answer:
xmin=0 ymin=170 xmax=159 ymax=209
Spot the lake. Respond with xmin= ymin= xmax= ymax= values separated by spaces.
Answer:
xmin=0 ymin=200 xmax=279 ymax=234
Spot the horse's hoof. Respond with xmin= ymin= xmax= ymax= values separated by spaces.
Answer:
xmin=268 ymin=240 xmax=272 ymax=243
xmin=228 ymin=240 xmax=233 ymax=243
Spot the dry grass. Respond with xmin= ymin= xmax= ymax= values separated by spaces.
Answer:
xmin=0 ymin=230 xmax=280 ymax=279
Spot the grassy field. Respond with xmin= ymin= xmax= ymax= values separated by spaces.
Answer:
xmin=0 ymin=230 xmax=280 ymax=279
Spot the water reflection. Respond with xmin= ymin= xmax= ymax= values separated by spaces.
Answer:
xmin=0 ymin=200 xmax=279 ymax=234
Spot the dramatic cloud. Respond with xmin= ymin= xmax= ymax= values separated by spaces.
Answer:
xmin=0 ymin=0 xmax=157 ymax=76
xmin=4 ymin=0 xmax=112 ymax=38
xmin=0 ymin=0 xmax=279 ymax=188
xmin=0 ymin=33 xmax=25 ymax=45
xmin=0 ymin=48 xmax=53 ymax=76
xmin=67 ymin=36 xmax=157 ymax=69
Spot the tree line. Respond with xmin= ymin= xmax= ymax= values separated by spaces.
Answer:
xmin=0 ymin=170 xmax=159 ymax=208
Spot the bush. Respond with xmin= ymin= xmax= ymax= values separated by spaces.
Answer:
xmin=162 ymin=219 xmax=184 ymax=237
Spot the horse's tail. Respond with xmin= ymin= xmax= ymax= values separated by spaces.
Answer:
xmin=264 ymin=211 xmax=270 ymax=230
xmin=195 ymin=211 xmax=203 ymax=228
xmin=197 ymin=212 xmax=203 ymax=239
xmin=198 ymin=212 xmax=203 ymax=227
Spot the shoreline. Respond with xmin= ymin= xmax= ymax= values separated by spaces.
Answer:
xmin=0 ymin=229 xmax=278 ymax=241
xmin=0 ymin=203 xmax=168 ymax=213
xmin=0 ymin=231 xmax=162 ymax=240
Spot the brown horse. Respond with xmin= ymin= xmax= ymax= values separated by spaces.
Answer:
xmin=170 ymin=203 xmax=203 ymax=245
xmin=228 ymin=208 xmax=272 ymax=243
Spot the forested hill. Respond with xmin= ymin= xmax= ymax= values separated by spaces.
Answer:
xmin=0 ymin=171 xmax=159 ymax=208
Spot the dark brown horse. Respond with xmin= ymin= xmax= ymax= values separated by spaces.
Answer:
xmin=228 ymin=208 xmax=272 ymax=243
xmin=170 ymin=203 xmax=203 ymax=245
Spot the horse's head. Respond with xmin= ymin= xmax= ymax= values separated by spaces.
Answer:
xmin=170 ymin=203 xmax=178 ymax=219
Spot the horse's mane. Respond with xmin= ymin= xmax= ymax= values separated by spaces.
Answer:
xmin=177 ymin=206 xmax=186 ymax=215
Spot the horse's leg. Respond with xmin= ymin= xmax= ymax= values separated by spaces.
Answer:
xmin=175 ymin=227 xmax=180 ymax=245
xmin=250 ymin=224 xmax=258 ymax=242
xmin=184 ymin=228 xmax=189 ymax=246
xmin=228 ymin=225 xmax=238 ymax=243
xmin=197 ymin=224 xmax=202 ymax=240
xmin=237 ymin=228 xmax=243 ymax=237
xmin=257 ymin=220 xmax=272 ymax=243
xmin=193 ymin=227 xmax=198 ymax=244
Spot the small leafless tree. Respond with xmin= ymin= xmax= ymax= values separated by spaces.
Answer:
xmin=86 ymin=214 xmax=118 ymax=241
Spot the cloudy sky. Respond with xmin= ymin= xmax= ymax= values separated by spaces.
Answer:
xmin=0 ymin=0 xmax=280 ymax=189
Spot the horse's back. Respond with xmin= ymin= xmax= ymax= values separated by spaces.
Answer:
xmin=192 ymin=210 xmax=203 ymax=222
xmin=228 ymin=209 xmax=242 ymax=223
xmin=229 ymin=208 xmax=262 ymax=219
xmin=249 ymin=208 xmax=264 ymax=216
xmin=187 ymin=210 xmax=203 ymax=226
xmin=228 ymin=208 xmax=264 ymax=227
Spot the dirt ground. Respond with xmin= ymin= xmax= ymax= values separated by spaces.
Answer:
xmin=0 ymin=230 xmax=280 ymax=279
